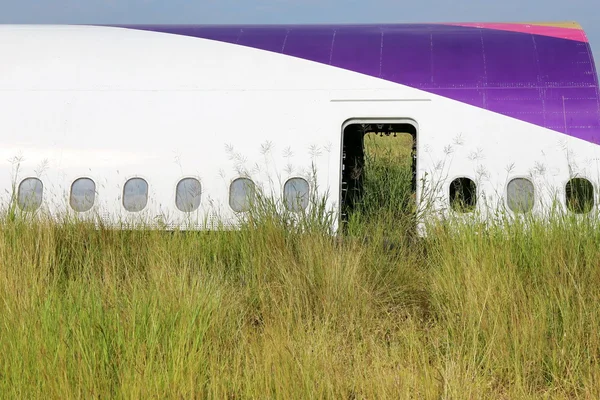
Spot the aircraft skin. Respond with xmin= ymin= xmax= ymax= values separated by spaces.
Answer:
xmin=0 ymin=22 xmax=598 ymax=231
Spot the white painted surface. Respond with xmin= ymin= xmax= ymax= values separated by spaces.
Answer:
xmin=0 ymin=25 xmax=598 ymax=231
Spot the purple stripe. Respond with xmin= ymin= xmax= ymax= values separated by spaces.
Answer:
xmin=238 ymin=27 xmax=287 ymax=53
xmin=283 ymin=28 xmax=334 ymax=65
xmin=331 ymin=29 xmax=382 ymax=77
xmin=108 ymin=24 xmax=600 ymax=144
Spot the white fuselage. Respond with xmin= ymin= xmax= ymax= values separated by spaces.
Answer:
xmin=1 ymin=25 xmax=598 ymax=230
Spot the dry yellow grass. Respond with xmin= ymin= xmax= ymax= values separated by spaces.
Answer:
xmin=1 ymin=135 xmax=599 ymax=398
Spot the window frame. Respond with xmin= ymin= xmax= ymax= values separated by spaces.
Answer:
xmin=229 ymin=177 xmax=256 ymax=213
xmin=564 ymin=176 xmax=595 ymax=214
xmin=448 ymin=175 xmax=478 ymax=214
xmin=17 ymin=176 xmax=44 ymax=211
xmin=505 ymin=176 xmax=535 ymax=214
xmin=283 ymin=176 xmax=311 ymax=212
xmin=69 ymin=176 xmax=97 ymax=213
xmin=122 ymin=176 xmax=150 ymax=213
xmin=174 ymin=176 xmax=202 ymax=213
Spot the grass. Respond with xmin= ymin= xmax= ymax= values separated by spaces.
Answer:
xmin=1 ymin=134 xmax=600 ymax=398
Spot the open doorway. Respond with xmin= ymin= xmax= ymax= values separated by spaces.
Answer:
xmin=340 ymin=120 xmax=417 ymax=231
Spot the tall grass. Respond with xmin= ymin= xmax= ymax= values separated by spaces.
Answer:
xmin=1 ymin=135 xmax=600 ymax=398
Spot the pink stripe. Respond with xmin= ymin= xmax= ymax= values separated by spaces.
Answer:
xmin=446 ymin=23 xmax=588 ymax=42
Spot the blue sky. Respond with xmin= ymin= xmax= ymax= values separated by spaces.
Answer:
xmin=1 ymin=0 xmax=598 ymax=69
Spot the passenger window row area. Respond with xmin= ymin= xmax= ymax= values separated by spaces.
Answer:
xmin=16 ymin=176 xmax=311 ymax=213
xmin=449 ymin=176 xmax=596 ymax=214
xmin=16 ymin=174 xmax=595 ymax=216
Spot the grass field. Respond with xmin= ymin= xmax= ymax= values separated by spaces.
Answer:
xmin=1 ymin=134 xmax=600 ymax=398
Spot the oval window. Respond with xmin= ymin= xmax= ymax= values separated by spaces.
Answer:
xmin=229 ymin=178 xmax=255 ymax=212
xmin=17 ymin=177 xmax=43 ymax=211
xmin=566 ymin=177 xmax=594 ymax=214
xmin=70 ymin=178 xmax=96 ymax=212
xmin=449 ymin=177 xmax=476 ymax=213
xmin=284 ymin=177 xmax=309 ymax=211
xmin=507 ymin=178 xmax=534 ymax=213
xmin=123 ymin=178 xmax=148 ymax=212
xmin=176 ymin=178 xmax=202 ymax=212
